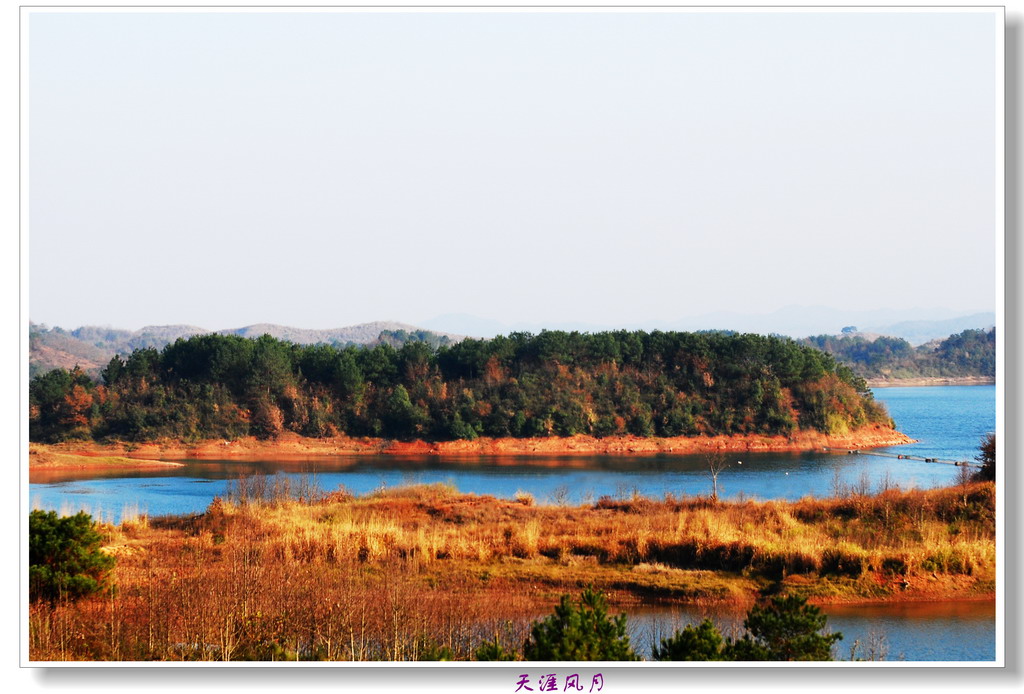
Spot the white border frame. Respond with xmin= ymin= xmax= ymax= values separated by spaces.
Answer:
xmin=17 ymin=3 xmax=1007 ymax=678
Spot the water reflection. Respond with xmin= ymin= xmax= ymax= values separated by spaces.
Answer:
xmin=31 ymin=449 xmax=968 ymax=522
xmin=626 ymin=600 xmax=995 ymax=662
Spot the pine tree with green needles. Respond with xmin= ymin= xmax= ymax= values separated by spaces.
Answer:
xmin=724 ymin=594 xmax=841 ymax=661
xmin=29 ymin=510 xmax=115 ymax=604
xmin=975 ymin=433 xmax=995 ymax=482
xmin=475 ymin=635 xmax=519 ymax=661
xmin=652 ymin=618 xmax=728 ymax=661
xmin=523 ymin=588 xmax=639 ymax=661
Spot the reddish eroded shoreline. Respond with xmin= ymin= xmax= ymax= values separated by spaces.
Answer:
xmin=41 ymin=424 xmax=915 ymax=463
xmin=28 ymin=443 xmax=185 ymax=473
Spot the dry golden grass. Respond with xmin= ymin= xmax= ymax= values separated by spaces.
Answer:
xmin=29 ymin=481 xmax=995 ymax=661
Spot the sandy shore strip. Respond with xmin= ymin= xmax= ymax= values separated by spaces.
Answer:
xmin=29 ymin=444 xmax=185 ymax=471
xmin=37 ymin=425 xmax=915 ymax=462
xmin=867 ymin=376 xmax=995 ymax=388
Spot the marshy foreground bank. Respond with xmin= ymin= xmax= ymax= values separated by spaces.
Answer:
xmin=29 ymin=480 xmax=994 ymax=661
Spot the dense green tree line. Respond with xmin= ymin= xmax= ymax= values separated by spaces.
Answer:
xmin=29 ymin=323 xmax=456 ymax=379
xmin=802 ymin=328 xmax=995 ymax=380
xmin=474 ymin=589 xmax=841 ymax=661
xmin=29 ymin=330 xmax=890 ymax=443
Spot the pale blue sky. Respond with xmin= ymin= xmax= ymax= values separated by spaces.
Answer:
xmin=28 ymin=10 xmax=999 ymax=331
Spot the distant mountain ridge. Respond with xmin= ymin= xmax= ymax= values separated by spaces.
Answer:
xmin=862 ymin=313 xmax=995 ymax=346
xmin=29 ymin=321 xmax=465 ymax=378
xmin=216 ymin=321 xmax=464 ymax=346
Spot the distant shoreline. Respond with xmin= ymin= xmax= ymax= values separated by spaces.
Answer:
xmin=34 ymin=425 xmax=915 ymax=464
xmin=866 ymin=376 xmax=995 ymax=388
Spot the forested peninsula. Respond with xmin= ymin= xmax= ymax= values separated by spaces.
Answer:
xmin=30 ymin=330 xmax=901 ymax=450
xmin=802 ymin=328 xmax=995 ymax=384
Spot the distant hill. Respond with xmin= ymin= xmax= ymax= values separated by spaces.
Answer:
xmin=70 ymin=324 xmax=211 ymax=351
xmin=29 ymin=329 xmax=112 ymax=377
xmin=862 ymin=313 xmax=996 ymax=346
xmin=29 ymin=321 xmax=465 ymax=378
xmin=801 ymin=328 xmax=995 ymax=381
xmin=217 ymin=321 xmax=463 ymax=347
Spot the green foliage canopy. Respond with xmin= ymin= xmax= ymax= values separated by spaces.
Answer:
xmin=652 ymin=618 xmax=727 ymax=661
xmin=30 ymin=329 xmax=892 ymax=444
xmin=724 ymin=594 xmax=842 ymax=661
xmin=802 ymin=328 xmax=995 ymax=380
xmin=976 ymin=433 xmax=996 ymax=482
xmin=653 ymin=594 xmax=841 ymax=661
xmin=522 ymin=588 xmax=640 ymax=661
xmin=29 ymin=510 xmax=115 ymax=604
xmin=474 ymin=636 xmax=519 ymax=661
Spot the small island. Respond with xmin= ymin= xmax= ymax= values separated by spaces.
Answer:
xmin=31 ymin=330 xmax=908 ymax=456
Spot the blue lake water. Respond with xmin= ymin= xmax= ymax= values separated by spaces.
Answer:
xmin=872 ymin=385 xmax=995 ymax=462
xmin=628 ymin=600 xmax=995 ymax=662
xmin=30 ymin=385 xmax=996 ymax=522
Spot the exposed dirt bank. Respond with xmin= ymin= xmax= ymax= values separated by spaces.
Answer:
xmin=29 ymin=443 xmax=184 ymax=471
xmin=41 ymin=425 xmax=915 ymax=462
xmin=477 ymin=561 xmax=994 ymax=609
xmin=867 ymin=376 xmax=995 ymax=388
xmin=596 ymin=575 xmax=994 ymax=609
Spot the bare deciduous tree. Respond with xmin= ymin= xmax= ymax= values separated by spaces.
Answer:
xmin=956 ymin=459 xmax=975 ymax=506
xmin=703 ymin=450 xmax=733 ymax=501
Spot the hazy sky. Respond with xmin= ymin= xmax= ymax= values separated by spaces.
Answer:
xmin=28 ymin=9 xmax=999 ymax=331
